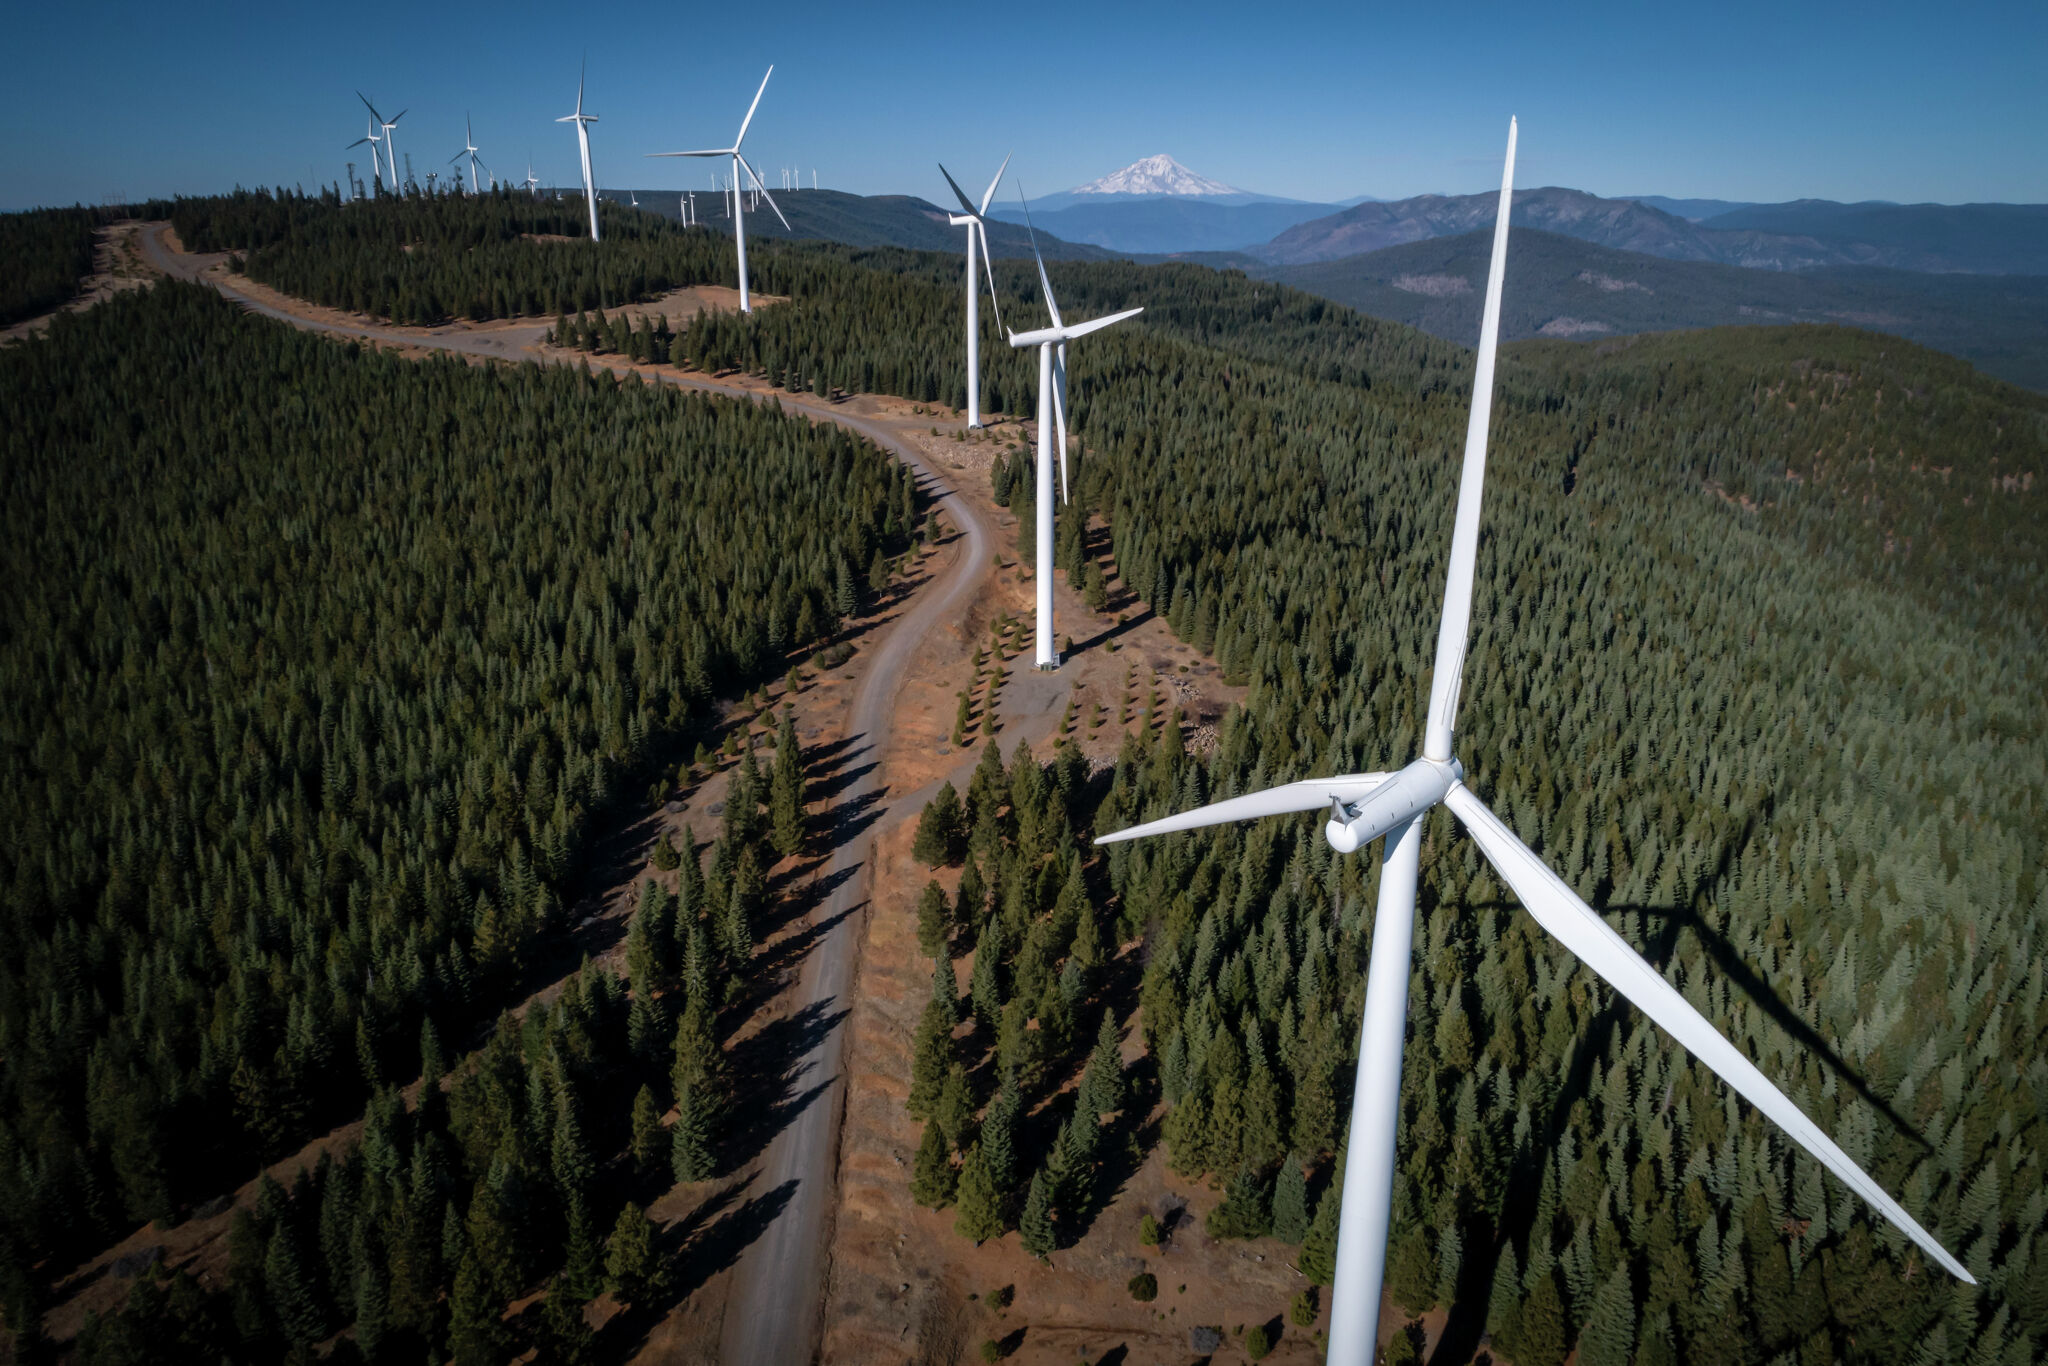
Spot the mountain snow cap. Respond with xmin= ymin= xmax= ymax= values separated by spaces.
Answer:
xmin=1070 ymin=155 xmax=1241 ymax=197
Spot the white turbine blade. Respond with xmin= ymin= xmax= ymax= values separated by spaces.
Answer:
xmin=735 ymin=65 xmax=773 ymax=147
xmin=577 ymin=59 xmax=586 ymax=116
xmin=1443 ymin=783 xmax=1974 ymax=1284
xmin=1096 ymin=775 xmax=1391 ymax=845
xmin=1016 ymin=185 xmax=1062 ymax=329
xmin=937 ymin=162 xmax=979 ymax=217
xmin=647 ymin=148 xmax=732 ymax=158
xmin=1053 ymin=347 xmax=1069 ymax=502
xmin=974 ymin=220 xmax=1005 ymax=336
xmin=1056 ymin=307 xmax=1143 ymax=342
xmin=1422 ymin=116 xmax=1516 ymax=763
xmin=737 ymin=151 xmax=790 ymax=229
xmin=979 ymin=151 xmax=1012 ymax=216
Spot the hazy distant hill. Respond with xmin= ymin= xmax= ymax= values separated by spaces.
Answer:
xmin=987 ymin=197 xmax=1343 ymax=254
xmin=1256 ymin=187 xmax=2044 ymax=274
xmin=607 ymin=187 xmax=1117 ymax=261
xmin=1699 ymin=200 xmax=2048 ymax=274
xmin=1618 ymin=195 xmax=1763 ymax=221
xmin=1257 ymin=227 xmax=2048 ymax=390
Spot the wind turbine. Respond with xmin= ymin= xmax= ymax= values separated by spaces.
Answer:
xmin=937 ymin=154 xmax=1010 ymax=429
xmin=1093 ymin=117 xmax=1972 ymax=1366
xmin=357 ymin=93 xmax=404 ymax=192
xmin=347 ymin=113 xmax=384 ymax=193
xmin=557 ymin=62 xmax=601 ymax=241
xmin=648 ymin=66 xmax=788 ymax=312
xmin=1006 ymin=190 xmax=1141 ymax=670
xmin=523 ymin=155 xmax=540 ymax=198
xmin=450 ymin=114 xmax=486 ymax=194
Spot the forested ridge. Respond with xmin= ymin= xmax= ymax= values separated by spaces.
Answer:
xmin=3 ymin=189 xmax=2043 ymax=1363
xmin=0 ymin=281 xmax=920 ymax=1359
xmin=0 ymin=207 xmax=98 ymax=326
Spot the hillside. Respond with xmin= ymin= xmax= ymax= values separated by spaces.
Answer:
xmin=988 ymin=197 xmax=1341 ymax=254
xmin=617 ymin=186 xmax=1116 ymax=260
xmin=1257 ymin=227 xmax=2048 ymax=390
xmin=1255 ymin=186 xmax=2042 ymax=273
xmin=1701 ymin=200 xmax=2048 ymax=274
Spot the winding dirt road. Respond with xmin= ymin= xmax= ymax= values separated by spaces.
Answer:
xmin=139 ymin=225 xmax=989 ymax=1364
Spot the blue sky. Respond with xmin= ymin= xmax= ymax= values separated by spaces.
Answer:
xmin=2 ymin=0 xmax=2042 ymax=212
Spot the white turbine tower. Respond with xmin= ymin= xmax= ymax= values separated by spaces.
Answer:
xmin=524 ymin=158 xmax=540 ymax=198
xmin=357 ymin=94 xmax=405 ymax=192
xmin=346 ymin=114 xmax=383 ymax=196
xmin=557 ymin=63 xmax=601 ymax=241
xmin=937 ymin=155 xmax=1011 ymax=430
xmin=1006 ymin=192 xmax=1141 ymax=670
xmin=647 ymin=66 xmax=789 ymax=312
xmin=1094 ymin=117 xmax=1972 ymax=1366
xmin=450 ymin=114 xmax=486 ymax=194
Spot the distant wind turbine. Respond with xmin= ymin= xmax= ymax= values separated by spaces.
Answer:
xmin=1006 ymin=187 xmax=1141 ymax=669
xmin=647 ymin=66 xmax=789 ymax=312
xmin=557 ymin=61 xmax=601 ymax=240
xmin=450 ymin=113 xmax=486 ymax=194
xmin=357 ymin=93 xmax=405 ymax=192
xmin=346 ymin=114 xmax=383 ymax=195
xmin=523 ymin=156 xmax=540 ymax=198
xmin=937 ymin=154 xmax=1011 ymax=429
xmin=1093 ymin=117 xmax=1972 ymax=1366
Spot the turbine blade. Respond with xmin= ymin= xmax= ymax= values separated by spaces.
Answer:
xmin=647 ymin=148 xmax=731 ymax=158
xmin=1055 ymin=307 xmax=1143 ymax=342
xmin=1095 ymin=774 xmax=1391 ymax=845
xmin=735 ymin=65 xmax=773 ymax=148
xmin=979 ymin=151 xmax=1012 ymax=216
xmin=358 ymin=91 xmax=383 ymax=122
xmin=1053 ymin=348 xmax=1069 ymax=503
xmin=390 ymin=109 xmax=407 ymax=123
xmin=975 ymin=220 xmax=1005 ymax=337
xmin=737 ymin=152 xmax=790 ymax=229
xmin=1442 ymin=783 xmax=1975 ymax=1284
xmin=1422 ymin=116 xmax=1516 ymax=763
xmin=451 ymin=150 xmax=466 ymax=164
xmin=937 ymin=162 xmax=979 ymax=217
xmin=1015 ymin=184 xmax=1061 ymax=329
xmin=347 ymin=138 xmax=372 ymax=150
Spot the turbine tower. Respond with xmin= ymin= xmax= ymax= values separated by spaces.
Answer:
xmin=937 ymin=155 xmax=1010 ymax=429
xmin=450 ymin=114 xmax=486 ymax=194
xmin=1006 ymin=192 xmax=1141 ymax=670
xmin=346 ymin=114 xmax=383 ymax=195
xmin=524 ymin=158 xmax=540 ymax=197
xmin=557 ymin=62 xmax=601 ymax=241
xmin=646 ymin=66 xmax=789 ymax=312
xmin=357 ymin=93 xmax=405 ymax=192
xmin=1094 ymin=117 xmax=1972 ymax=1366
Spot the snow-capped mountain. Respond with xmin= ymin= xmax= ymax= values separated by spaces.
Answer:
xmin=1071 ymin=155 xmax=1242 ymax=197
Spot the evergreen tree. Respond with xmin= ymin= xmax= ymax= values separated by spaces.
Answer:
xmin=1299 ymin=1174 xmax=1342 ymax=1285
xmin=912 ymin=781 xmax=965 ymax=867
xmin=1388 ymin=1224 xmax=1438 ymax=1312
xmin=446 ymin=1250 xmax=501 ymax=1366
xmin=769 ymin=711 xmax=806 ymax=857
xmin=952 ymin=1143 xmax=1006 ymax=1243
xmin=1077 ymin=1011 xmax=1125 ymax=1118
xmin=1270 ymin=1154 xmax=1310 ymax=1244
xmin=1511 ymin=1271 xmax=1569 ymax=1366
xmin=916 ymin=880 xmax=952 ymax=957
xmin=1578 ymin=1262 xmax=1637 ymax=1366
xmin=910 ymin=1120 xmax=957 ymax=1209
xmin=605 ymin=1202 xmax=655 ymax=1301
xmin=1205 ymin=1166 xmax=1272 ymax=1240
xmin=629 ymin=1084 xmax=666 ymax=1180
xmin=1019 ymin=1168 xmax=1056 ymax=1259
xmin=671 ymin=1084 xmax=716 ymax=1183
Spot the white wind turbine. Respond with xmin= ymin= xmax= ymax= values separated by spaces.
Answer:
xmin=357 ymin=93 xmax=404 ymax=192
xmin=937 ymin=155 xmax=1011 ymax=429
xmin=450 ymin=114 xmax=487 ymax=194
xmin=1094 ymin=117 xmax=1971 ymax=1366
xmin=524 ymin=157 xmax=540 ymax=197
xmin=647 ymin=66 xmax=789 ymax=312
xmin=557 ymin=62 xmax=601 ymax=241
xmin=1006 ymin=191 xmax=1141 ymax=670
xmin=347 ymin=115 xmax=383 ymax=196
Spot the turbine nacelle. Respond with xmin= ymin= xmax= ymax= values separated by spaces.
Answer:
xmin=1322 ymin=756 xmax=1463 ymax=854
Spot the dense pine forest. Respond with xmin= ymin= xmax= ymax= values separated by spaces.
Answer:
xmin=0 ymin=280 xmax=918 ymax=1360
xmin=2 ymin=190 xmax=2043 ymax=1363
xmin=0 ymin=207 xmax=98 ymax=326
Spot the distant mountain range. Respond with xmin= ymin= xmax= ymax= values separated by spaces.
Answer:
xmin=1070 ymin=154 xmax=1241 ymax=197
xmin=1249 ymin=188 xmax=2048 ymax=275
xmin=1249 ymin=227 xmax=2048 ymax=390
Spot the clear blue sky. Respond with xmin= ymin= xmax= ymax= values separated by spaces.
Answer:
xmin=3 ymin=0 xmax=2042 ymax=212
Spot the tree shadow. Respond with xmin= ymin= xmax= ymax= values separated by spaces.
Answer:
xmin=1072 ymin=607 xmax=1155 ymax=656
xmin=720 ymin=996 xmax=851 ymax=1173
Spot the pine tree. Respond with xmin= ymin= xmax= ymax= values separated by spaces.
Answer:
xmin=537 ymin=1276 xmax=595 ymax=1366
xmin=629 ymin=1084 xmax=666 ymax=1179
xmin=934 ymin=1064 xmax=975 ymax=1149
xmin=1298 ymin=1173 xmax=1342 ymax=1285
xmin=1270 ymin=1154 xmax=1310 ymax=1244
xmin=1511 ymin=1271 xmax=1568 ymax=1366
xmin=1019 ymin=1168 xmax=1056 ymax=1259
xmin=952 ymin=1143 xmax=1006 ymax=1243
xmin=1078 ymin=1011 xmax=1124 ymax=1118
xmin=606 ymin=1202 xmax=655 ymax=1301
xmin=560 ymin=1196 xmax=605 ymax=1302
xmin=980 ymin=1072 xmax=1020 ymax=1196
xmin=916 ymin=880 xmax=951 ymax=957
xmin=671 ymin=1083 xmax=716 ymax=1183
xmin=1388 ymin=1224 xmax=1438 ymax=1312
xmin=447 ymin=1249 xmax=502 ymax=1366
xmin=911 ymin=1120 xmax=957 ymax=1209
xmin=769 ymin=711 xmax=806 ymax=857
xmin=1205 ymin=1166 xmax=1272 ymax=1240
xmin=912 ymin=781 xmax=965 ymax=867
xmin=1577 ymin=1263 xmax=1636 ymax=1366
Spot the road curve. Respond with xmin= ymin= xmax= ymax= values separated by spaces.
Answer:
xmin=138 ymin=226 xmax=990 ymax=1364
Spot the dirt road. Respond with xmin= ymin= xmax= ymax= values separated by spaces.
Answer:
xmin=137 ymin=225 xmax=992 ymax=1364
